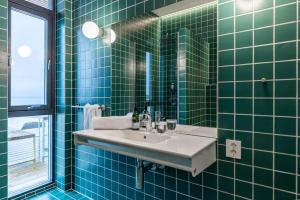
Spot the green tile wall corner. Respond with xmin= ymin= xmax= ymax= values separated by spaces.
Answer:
xmin=0 ymin=0 xmax=8 ymax=199
xmin=218 ymin=0 xmax=299 ymax=199
xmin=55 ymin=0 xmax=73 ymax=191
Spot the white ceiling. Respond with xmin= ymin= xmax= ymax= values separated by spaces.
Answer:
xmin=152 ymin=0 xmax=216 ymax=16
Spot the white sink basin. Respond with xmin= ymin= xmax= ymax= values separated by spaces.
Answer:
xmin=103 ymin=130 xmax=171 ymax=144
xmin=73 ymin=125 xmax=217 ymax=177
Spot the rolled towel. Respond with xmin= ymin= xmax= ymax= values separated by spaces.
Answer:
xmin=84 ymin=104 xmax=100 ymax=129
xmin=93 ymin=116 xmax=132 ymax=130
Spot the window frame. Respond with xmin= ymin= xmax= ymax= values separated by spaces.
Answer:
xmin=8 ymin=0 xmax=55 ymax=118
xmin=7 ymin=0 xmax=56 ymax=197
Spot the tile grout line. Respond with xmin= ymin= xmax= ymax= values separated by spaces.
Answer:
xmin=296 ymin=0 xmax=299 ymax=198
xmin=272 ymin=0 xmax=275 ymax=198
xmin=251 ymin=0 xmax=255 ymax=199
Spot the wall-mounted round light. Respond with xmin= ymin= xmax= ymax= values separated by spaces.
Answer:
xmin=82 ymin=21 xmax=102 ymax=39
xmin=104 ymin=28 xmax=117 ymax=44
xmin=237 ymin=0 xmax=261 ymax=12
xmin=17 ymin=45 xmax=32 ymax=58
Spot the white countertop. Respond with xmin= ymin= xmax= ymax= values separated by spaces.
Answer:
xmin=73 ymin=125 xmax=217 ymax=158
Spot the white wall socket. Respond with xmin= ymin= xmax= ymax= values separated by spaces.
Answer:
xmin=226 ymin=139 xmax=241 ymax=159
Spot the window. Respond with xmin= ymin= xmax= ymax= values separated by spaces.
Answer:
xmin=10 ymin=9 xmax=48 ymax=107
xmin=146 ymin=52 xmax=152 ymax=102
xmin=8 ymin=0 xmax=54 ymax=197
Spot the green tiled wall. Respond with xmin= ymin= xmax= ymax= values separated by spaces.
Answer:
xmin=0 ymin=0 xmax=7 ymax=199
xmin=111 ymin=14 xmax=160 ymax=115
xmin=159 ymin=35 xmax=178 ymax=119
xmin=72 ymin=0 xmax=218 ymax=200
xmin=178 ymin=28 xmax=210 ymax=126
xmin=218 ymin=0 xmax=299 ymax=199
xmin=56 ymin=0 xmax=73 ymax=191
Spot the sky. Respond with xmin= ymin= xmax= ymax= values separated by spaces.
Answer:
xmin=11 ymin=9 xmax=47 ymax=106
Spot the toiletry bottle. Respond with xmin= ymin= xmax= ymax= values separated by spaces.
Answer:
xmin=141 ymin=103 xmax=149 ymax=128
xmin=132 ymin=104 xmax=140 ymax=130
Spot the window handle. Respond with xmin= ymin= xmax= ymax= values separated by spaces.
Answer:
xmin=47 ymin=59 xmax=51 ymax=71
xmin=8 ymin=55 xmax=11 ymax=68
xmin=27 ymin=105 xmax=41 ymax=109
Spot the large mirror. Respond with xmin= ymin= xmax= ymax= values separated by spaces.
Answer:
xmin=110 ymin=3 xmax=217 ymax=128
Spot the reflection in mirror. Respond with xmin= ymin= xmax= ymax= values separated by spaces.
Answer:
xmin=146 ymin=52 xmax=152 ymax=102
xmin=111 ymin=2 xmax=217 ymax=128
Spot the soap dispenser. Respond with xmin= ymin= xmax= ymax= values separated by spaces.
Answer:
xmin=132 ymin=104 xmax=140 ymax=130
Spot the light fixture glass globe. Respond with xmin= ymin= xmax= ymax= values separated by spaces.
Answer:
xmin=104 ymin=28 xmax=117 ymax=44
xmin=110 ymin=29 xmax=116 ymax=43
xmin=17 ymin=45 xmax=32 ymax=58
xmin=82 ymin=21 xmax=100 ymax=39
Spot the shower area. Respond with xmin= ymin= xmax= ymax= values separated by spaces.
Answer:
xmin=160 ymin=28 xmax=210 ymax=126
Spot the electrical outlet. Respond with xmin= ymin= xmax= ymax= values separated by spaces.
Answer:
xmin=226 ymin=140 xmax=241 ymax=159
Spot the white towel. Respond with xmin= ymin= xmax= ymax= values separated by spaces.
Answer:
xmin=83 ymin=104 xmax=100 ymax=129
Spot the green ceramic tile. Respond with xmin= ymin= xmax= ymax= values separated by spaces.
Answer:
xmin=236 ymin=14 xmax=253 ymax=31
xmin=254 ymin=99 xmax=273 ymax=115
xmin=254 ymin=63 xmax=273 ymax=80
xmin=274 ymin=190 xmax=296 ymax=200
xmin=254 ymin=27 xmax=273 ymax=45
xmin=254 ymin=45 xmax=273 ymax=62
xmin=235 ymin=180 xmax=252 ymax=199
xmin=236 ymin=131 xmax=252 ymax=148
xmin=275 ymin=117 xmax=296 ymax=137
xmin=275 ymin=135 xmax=296 ymax=154
xmin=219 ymin=82 xmax=234 ymax=97
xmin=275 ymin=172 xmax=296 ymax=192
xmin=235 ymin=164 xmax=252 ymax=182
xmin=219 ymin=50 xmax=234 ymax=66
xmin=275 ymin=42 xmax=296 ymax=61
xmin=219 ymin=34 xmax=234 ymax=50
xmin=275 ymin=4 xmax=297 ymax=24
xmin=236 ymin=31 xmax=253 ymax=48
xmin=254 ymin=9 xmax=273 ymax=28
xmin=254 ymin=116 xmax=273 ymax=133
xmin=254 ymin=150 xmax=273 ymax=168
xmin=275 ymin=23 xmax=296 ymax=42
xmin=219 ymin=66 xmax=234 ymax=81
xmin=219 ymin=2 xmax=234 ymax=19
xmin=275 ymin=61 xmax=296 ymax=79
xmin=219 ymin=176 xmax=234 ymax=193
xmin=275 ymin=80 xmax=296 ymax=97
xmin=254 ymin=133 xmax=273 ymax=151
xmin=236 ymin=65 xmax=253 ymax=81
xmin=236 ymin=48 xmax=253 ymax=64
xmin=254 ymin=0 xmax=273 ymax=11
xmin=275 ymin=154 xmax=296 ymax=173
xmin=219 ymin=114 xmax=234 ymax=129
xmin=275 ymin=0 xmax=296 ymax=6
xmin=236 ymin=114 xmax=252 ymax=131
xmin=236 ymin=82 xmax=253 ymax=97
xmin=219 ymin=18 xmax=234 ymax=35
xmin=219 ymin=98 xmax=234 ymax=113
xmin=254 ymin=167 xmax=273 ymax=187
xmin=254 ymin=185 xmax=273 ymax=200
xmin=275 ymin=100 xmax=296 ymax=117
xmin=236 ymin=99 xmax=252 ymax=114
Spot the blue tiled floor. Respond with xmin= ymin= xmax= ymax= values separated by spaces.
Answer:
xmin=29 ymin=189 xmax=90 ymax=200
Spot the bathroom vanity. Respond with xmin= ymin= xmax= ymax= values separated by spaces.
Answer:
xmin=73 ymin=125 xmax=217 ymax=177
